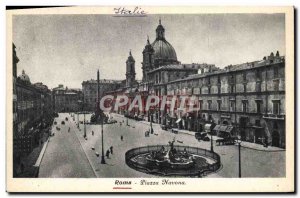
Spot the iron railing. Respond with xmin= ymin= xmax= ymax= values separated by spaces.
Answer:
xmin=125 ymin=145 xmax=221 ymax=177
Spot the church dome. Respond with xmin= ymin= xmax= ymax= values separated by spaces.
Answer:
xmin=151 ymin=39 xmax=177 ymax=61
xmin=18 ymin=70 xmax=31 ymax=84
xmin=151 ymin=19 xmax=178 ymax=64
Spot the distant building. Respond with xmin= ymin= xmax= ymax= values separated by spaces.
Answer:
xmin=82 ymin=79 xmax=122 ymax=111
xmin=52 ymin=84 xmax=83 ymax=112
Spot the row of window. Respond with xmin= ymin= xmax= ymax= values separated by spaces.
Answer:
xmin=168 ymin=80 xmax=281 ymax=95
xmin=199 ymin=99 xmax=281 ymax=115
xmin=166 ymin=65 xmax=281 ymax=90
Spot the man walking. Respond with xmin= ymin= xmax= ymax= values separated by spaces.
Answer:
xmin=110 ymin=146 xmax=113 ymax=154
xmin=106 ymin=149 xmax=110 ymax=159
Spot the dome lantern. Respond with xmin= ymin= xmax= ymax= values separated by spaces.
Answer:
xmin=156 ymin=18 xmax=165 ymax=40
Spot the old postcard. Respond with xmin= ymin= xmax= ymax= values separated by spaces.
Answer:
xmin=6 ymin=6 xmax=294 ymax=192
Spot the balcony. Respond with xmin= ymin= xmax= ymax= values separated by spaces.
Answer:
xmin=262 ymin=113 xmax=285 ymax=120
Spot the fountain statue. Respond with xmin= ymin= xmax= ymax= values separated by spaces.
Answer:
xmin=126 ymin=138 xmax=221 ymax=176
xmin=144 ymin=138 xmax=195 ymax=171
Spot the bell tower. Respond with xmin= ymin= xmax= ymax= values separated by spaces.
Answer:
xmin=126 ymin=50 xmax=136 ymax=87
xmin=142 ymin=36 xmax=154 ymax=81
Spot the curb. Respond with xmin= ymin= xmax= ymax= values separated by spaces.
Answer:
xmin=239 ymin=144 xmax=285 ymax=152
xmin=34 ymin=138 xmax=49 ymax=167
xmin=33 ymin=138 xmax=50 ymax=177
xmin=72 ymin=122 xmax=98 ymax=178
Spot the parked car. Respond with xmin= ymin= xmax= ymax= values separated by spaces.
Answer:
xmin=161 ymin=125 xmax=168 ymax=131
xmin=194 ymin=132 xmax=211 ymax=141
xmin=136 ymin=115 xmax=144 ymax=121
xmin=216 ymin=136 xmax=236 ymax=145
xmin=202 ymin=136 xmax=210 ymax=141
xmin=195 ymin=132 xmax=207 ymax=140
xmin=107 ymin=119 xmax=117 ymax=124
xmin=171 ymin=128 xmax=178 ymax=134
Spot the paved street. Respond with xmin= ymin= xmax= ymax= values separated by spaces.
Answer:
xmin=39 ymin=113 xmax=285 ymax=178
xmin=38 ymin=114 xmax=96 ymax=178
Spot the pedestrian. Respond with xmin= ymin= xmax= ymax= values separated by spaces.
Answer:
xmin=106 ymin=149 xmax=110 ymax=158
xmin=265 ymin=136 xmax=269 ymax=148
xmin=68 ymin=127 xmax=70 ymax=132
xmin=121 ymin=135 xmax=123 ymax=141
xmin=92 ymin=131 xmax=94 ymax=136
xmin=110 ymin=146 xmax=113 ymax=154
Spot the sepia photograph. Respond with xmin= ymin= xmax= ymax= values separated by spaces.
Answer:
xmin=6 ymin=6 xmax=294 ymax=192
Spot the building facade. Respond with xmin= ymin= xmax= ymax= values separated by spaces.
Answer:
xmin=103 ymin=20 xmax=286 ymax=148
xmin=165 ymin=52 xmax=285 ymax=148
xmin=52 ymin=84 xmax=83 ymax=112
xmin=82 ymin=79 xmax=122 ymax=111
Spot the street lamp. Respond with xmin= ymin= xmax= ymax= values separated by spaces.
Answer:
xmin=77 ymin=112 xmax=79 ymax=127
xmin=150 ymin=110 xmax=153 ymax=134
xmin=100 ymin=115 xmax=106 ymax=164
xmin=237 ymin=135 xmax=242 ymax=178
xmin=210 ymin=130 xmax=214 ymax=152
xmin=83 ymin=111 xmax=87 ymax=139
xmin=77 ymin=100 xmax=81 ymax=129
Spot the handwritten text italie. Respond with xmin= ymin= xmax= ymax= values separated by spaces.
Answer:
xmin=113 ymin=7 xmax=147 ymax=16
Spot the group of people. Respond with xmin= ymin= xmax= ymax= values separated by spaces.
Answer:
xmin=105 ymin=146 xmax=114 ymax=158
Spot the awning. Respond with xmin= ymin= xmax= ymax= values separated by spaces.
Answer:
xmin=176 ymin=119 xmax=182 ymax=123
xmin=225 ymin=126 xmax=234 ymax=133
xmin=213 ymin=125 xmax=220 ymax=131
xmin=204 ymin=124 xmax=212 ymax=131
xmin=219 ymin=125 xmax=228 ymax=132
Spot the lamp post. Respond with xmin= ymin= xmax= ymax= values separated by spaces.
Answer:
xmin=77 ymin=112 xmax=79 ymax=128
xmin=100 ymin=116 xmax=106 ymax=164
xmin=237 ymin=135 xmax=242 ymax=178
xmin=77 ymin=100 xmax=82 ymax=129
xmin=83 ymin=111 xmax=87 ymax=139
xmin=150 ymin=110 xmax=153 ymax=134
xmin=210 ymin=131 xmax=214 ymax=152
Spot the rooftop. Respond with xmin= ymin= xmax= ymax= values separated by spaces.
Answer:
xmin=147 ymin=64 xmax=199 ymax=74
xmin=82 ymin=79 xmax=123 ymax=84
xmin=168 ymin=53 xmax=285 ymax=84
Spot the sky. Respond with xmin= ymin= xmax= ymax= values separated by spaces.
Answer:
xmin=13 ymin=14 xmax=285 ymax=89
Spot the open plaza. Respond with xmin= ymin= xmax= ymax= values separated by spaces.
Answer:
xmin=37 ymin=112 xmax=285 ymax=178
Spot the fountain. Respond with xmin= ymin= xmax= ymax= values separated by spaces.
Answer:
xmin=144 ymin=138 xmax=195 ymax=170
xmin=125 ymin=138 xmax=221 ymax=177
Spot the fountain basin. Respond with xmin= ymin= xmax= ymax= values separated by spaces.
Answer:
xmin=125 ymin=145 xmax=221 ymax=177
